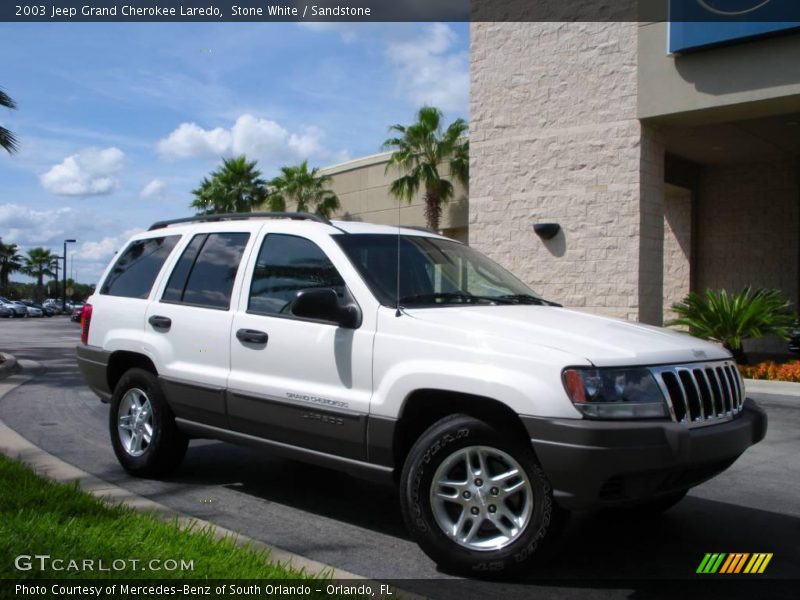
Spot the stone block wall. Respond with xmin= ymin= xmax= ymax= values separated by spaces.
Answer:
xmin=696 ymin=160 xmax=799 ymax=354
xmin=470 ymin=22 xmax=665 ymax=322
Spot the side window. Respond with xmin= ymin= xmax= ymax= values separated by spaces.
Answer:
xmin=161 ymin=232 xmax=250 ymax=310
xmin=100 ymin=235 xmax=180 ymax=299
xmin=248 ymin=234 xmax=345 ymax=315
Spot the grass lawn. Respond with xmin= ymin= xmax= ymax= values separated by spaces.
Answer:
xmin=0 ymin=454 xmax=317 ymax=580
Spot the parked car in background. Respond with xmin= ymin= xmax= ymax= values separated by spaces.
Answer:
xmin=0 ymin=297 xmax=28 ymax=318
xmin=20 ymin=301 xmax=47 ymax=317
xmin=0 ymin=305 xmax=13 ymax=318
xmin=70 ymin=304 xmax=85 ymax=322
xmin=789 ymin=329 xmax=800 ymax=354
xmin=11 ymin=300 xmax=39 ymax=317
xmin=43 ymin=299 xmax=63 ymax=314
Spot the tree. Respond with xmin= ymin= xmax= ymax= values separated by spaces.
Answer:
xmin=383 ymin=106 xmax=468 ymax=231
xmin=266 ymin=160 xmax=340 ymax=219
xmin=668 ymin=287 xmax=796 ymax=364
xmin=22 ymin=247 xmax=57 ymax=302
xmin=0 ymin=239 xmax=22 ymax=290
xmin=1 ymin=88 xmax=19 ymax=154
xmin=190 ymin=156 xmax=266 ymax=215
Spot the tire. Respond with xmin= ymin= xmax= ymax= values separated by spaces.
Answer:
xmin=109 ymin=368 xmax=188 ymax=477
xmin=399 ymin=414 xmax=565 ymax=576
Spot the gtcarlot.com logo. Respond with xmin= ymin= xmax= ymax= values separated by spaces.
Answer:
xmin=697 ymin=552 xmax=773 ymax=574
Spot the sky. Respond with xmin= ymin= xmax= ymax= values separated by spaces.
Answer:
xmin=0 ymin=21 xmax=469 ymax=284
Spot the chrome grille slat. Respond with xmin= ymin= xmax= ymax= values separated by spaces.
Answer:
xmin=715 ymin=367 xmax=732 ymax=415
xmin=707 ymin=368 xmax=724 ymax=417
xmin=652 ymin=360 xmax=742 ymax=429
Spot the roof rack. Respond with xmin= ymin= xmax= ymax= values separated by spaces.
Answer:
xmin=148 ymin=212 xmax=331 ymax=231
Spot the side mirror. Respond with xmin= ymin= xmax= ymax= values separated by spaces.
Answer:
xmin=291 ymin=288 xmax=361 ymax=329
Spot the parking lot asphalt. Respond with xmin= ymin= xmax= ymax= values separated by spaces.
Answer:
xmin=0 ymin=318 xmax=797 ymax=599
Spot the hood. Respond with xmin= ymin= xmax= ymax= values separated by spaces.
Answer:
xmin=404 ymin=306 xmax=731 ymax=367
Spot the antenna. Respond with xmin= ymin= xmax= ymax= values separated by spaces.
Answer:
xmin=395 ymin=196 xmax=402 ymax=317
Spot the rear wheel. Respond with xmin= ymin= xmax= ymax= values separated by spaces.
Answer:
xmin=109 ymin=368 xmax=187 ymax=477
xmin=400 ymin=414 xmax=565 ymax=576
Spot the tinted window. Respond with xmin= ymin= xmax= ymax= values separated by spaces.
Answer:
xmin=334 ymin=234 xmax=539 ymax=307
xmin=162 ymin=232 xmax=249 ymax=310
xmin=162 ymin=234 xmax=206 ymax=303
xmin=248 ymin=234 xmax=344 ymax=315
xmin=100 ymin=236 xmax=180 ymax=299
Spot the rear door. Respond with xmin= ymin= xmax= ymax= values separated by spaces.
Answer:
xmin=227 ymin=228 xmax=375 ymax=460
xmin=143 ymin=227 xmax=253 ymax=428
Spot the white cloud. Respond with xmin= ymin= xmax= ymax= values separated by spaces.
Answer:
xmin=40 ymin=147 xmax=125 ymax=196
xmin=156 ymin=114 xmax=346 ymax=168
xmin=386 ymin=23 xmax=469 ymax=113
xmin=140 ymin=178 xmax=166 ymax=199
xmin=74 ymin=228 xmax=140 ymax=263
xmin=155 ymin=122 xmax=231 ymax=159
xmin=0 ymin=203 xmax=144 ymax=284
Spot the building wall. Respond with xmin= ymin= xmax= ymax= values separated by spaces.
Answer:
xmin=663 ymin=185 xmax=693 ymax=323
xmin=638 ymin=22 xmax=800 ymax=124
xmin=470 ymin=22 xmax=665 ymax=321
xmin=696 ymin=160 xmax=799 ymax=354
xmin=321 ymin=152 xmax=469 ymax=241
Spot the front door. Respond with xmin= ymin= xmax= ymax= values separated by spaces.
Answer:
xmin=227 ymin=232 xmax=374 ymax=460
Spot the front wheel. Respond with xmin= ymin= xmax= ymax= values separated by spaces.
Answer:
xmin=399 ymin=414 xmax=565 ymax=576
xmin=109 ymin=368 xmax=188 ymax=477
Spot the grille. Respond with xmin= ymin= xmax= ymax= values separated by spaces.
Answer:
xmin=651 ymin=361 xmax=744 ymax=428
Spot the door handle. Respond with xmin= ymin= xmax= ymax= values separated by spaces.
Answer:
xmin=236 ymin=328 xmax=268 ymax=345
xmin=148 ymin=315 xmax=172 ymax=330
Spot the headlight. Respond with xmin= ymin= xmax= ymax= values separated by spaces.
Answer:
xmin=562 ymin=367 xmax=668 ymax=419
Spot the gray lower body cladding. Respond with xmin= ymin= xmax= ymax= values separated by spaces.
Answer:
xmin=75 ymin=345 xmax=112 ymax=402
xmin=522 ymin=398 xmax=768 ymax=510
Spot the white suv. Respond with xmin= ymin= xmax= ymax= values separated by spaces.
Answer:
xmin=77 ymin=212 xmax=767 ymax=576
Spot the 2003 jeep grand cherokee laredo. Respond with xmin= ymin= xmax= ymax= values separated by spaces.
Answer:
xmin=77 ymin=212 xmax=767 ymax=576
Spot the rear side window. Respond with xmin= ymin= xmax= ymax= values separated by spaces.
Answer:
xmin=100 ymin=235 xmax=180 ymax=299
xmin=162 ymin=232 xmax=250 ymax=310
xmin=248 ymin=234 xmax=344 ymax=315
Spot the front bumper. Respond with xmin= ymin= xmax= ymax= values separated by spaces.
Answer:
xmin=522 ymin=398 xmax=767 ymax=510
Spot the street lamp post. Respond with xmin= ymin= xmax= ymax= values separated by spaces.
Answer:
xmin=63 ymin=239 xmax=76 ymax=312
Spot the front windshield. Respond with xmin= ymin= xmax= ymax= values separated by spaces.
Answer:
xmin=334 ymin=234 xmax=549 ymax=307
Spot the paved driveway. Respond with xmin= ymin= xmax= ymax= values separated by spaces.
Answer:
xmin=0 ymin=318 xmax=797 ymax=598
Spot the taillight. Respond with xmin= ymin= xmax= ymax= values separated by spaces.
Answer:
xmin=80 ymin=304 xmax=93 ymax=345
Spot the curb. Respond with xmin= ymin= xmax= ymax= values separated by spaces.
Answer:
xmin=0 ymin=352 xmax=21 ymax=380
xmin=744 ymin=378 xmax=800 ymax=398
xmin=0 ymin=363 xmax=365 ymax=582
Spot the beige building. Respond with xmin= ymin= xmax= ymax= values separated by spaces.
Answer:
xmin=324 ymin=152 xmax=469 ymax=243
xmin=321 ymin=21 xmax=799 ymax=356
xmin=470 ymin=22 xmax=800 ymax=355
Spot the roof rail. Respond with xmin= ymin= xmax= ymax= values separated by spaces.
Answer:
xmin=148 ymin=212 xmax=331 ymax=231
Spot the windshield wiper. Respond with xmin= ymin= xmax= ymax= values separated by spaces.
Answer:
xmin=399 ymin=292 xmax=515 ymax=306
xmin=497 ymin=294 xmax=562 ymax=307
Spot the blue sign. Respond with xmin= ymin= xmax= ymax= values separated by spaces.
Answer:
xmin=669 ymin=0 xmax=800 ymax=53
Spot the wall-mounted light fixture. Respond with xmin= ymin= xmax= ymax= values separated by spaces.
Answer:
xmin=533 ymin=223 xmax=560 ymax=240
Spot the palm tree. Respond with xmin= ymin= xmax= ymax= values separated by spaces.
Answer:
xmin=190 ymin=155 xmax=266 ymax=215
xmin=383 ymin=106 xmax=468 ymax=231
xmin=0 ymin=239 xmax=22 ymax=290
xmin=668 ymin=287 xmax=796 ymax=364
xmin=1 ymin=88 xmax=19 ymax=154
xmin=22 ymin=247 xmax=57 ymax=302
xmin=266 ymin=160 xmax=340 ymax=219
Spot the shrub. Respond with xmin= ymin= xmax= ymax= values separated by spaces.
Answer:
xmin=739 ymin=360 xmax=800 ymax=383
xmin=668 ymin=287 xmax=795 ymax=364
